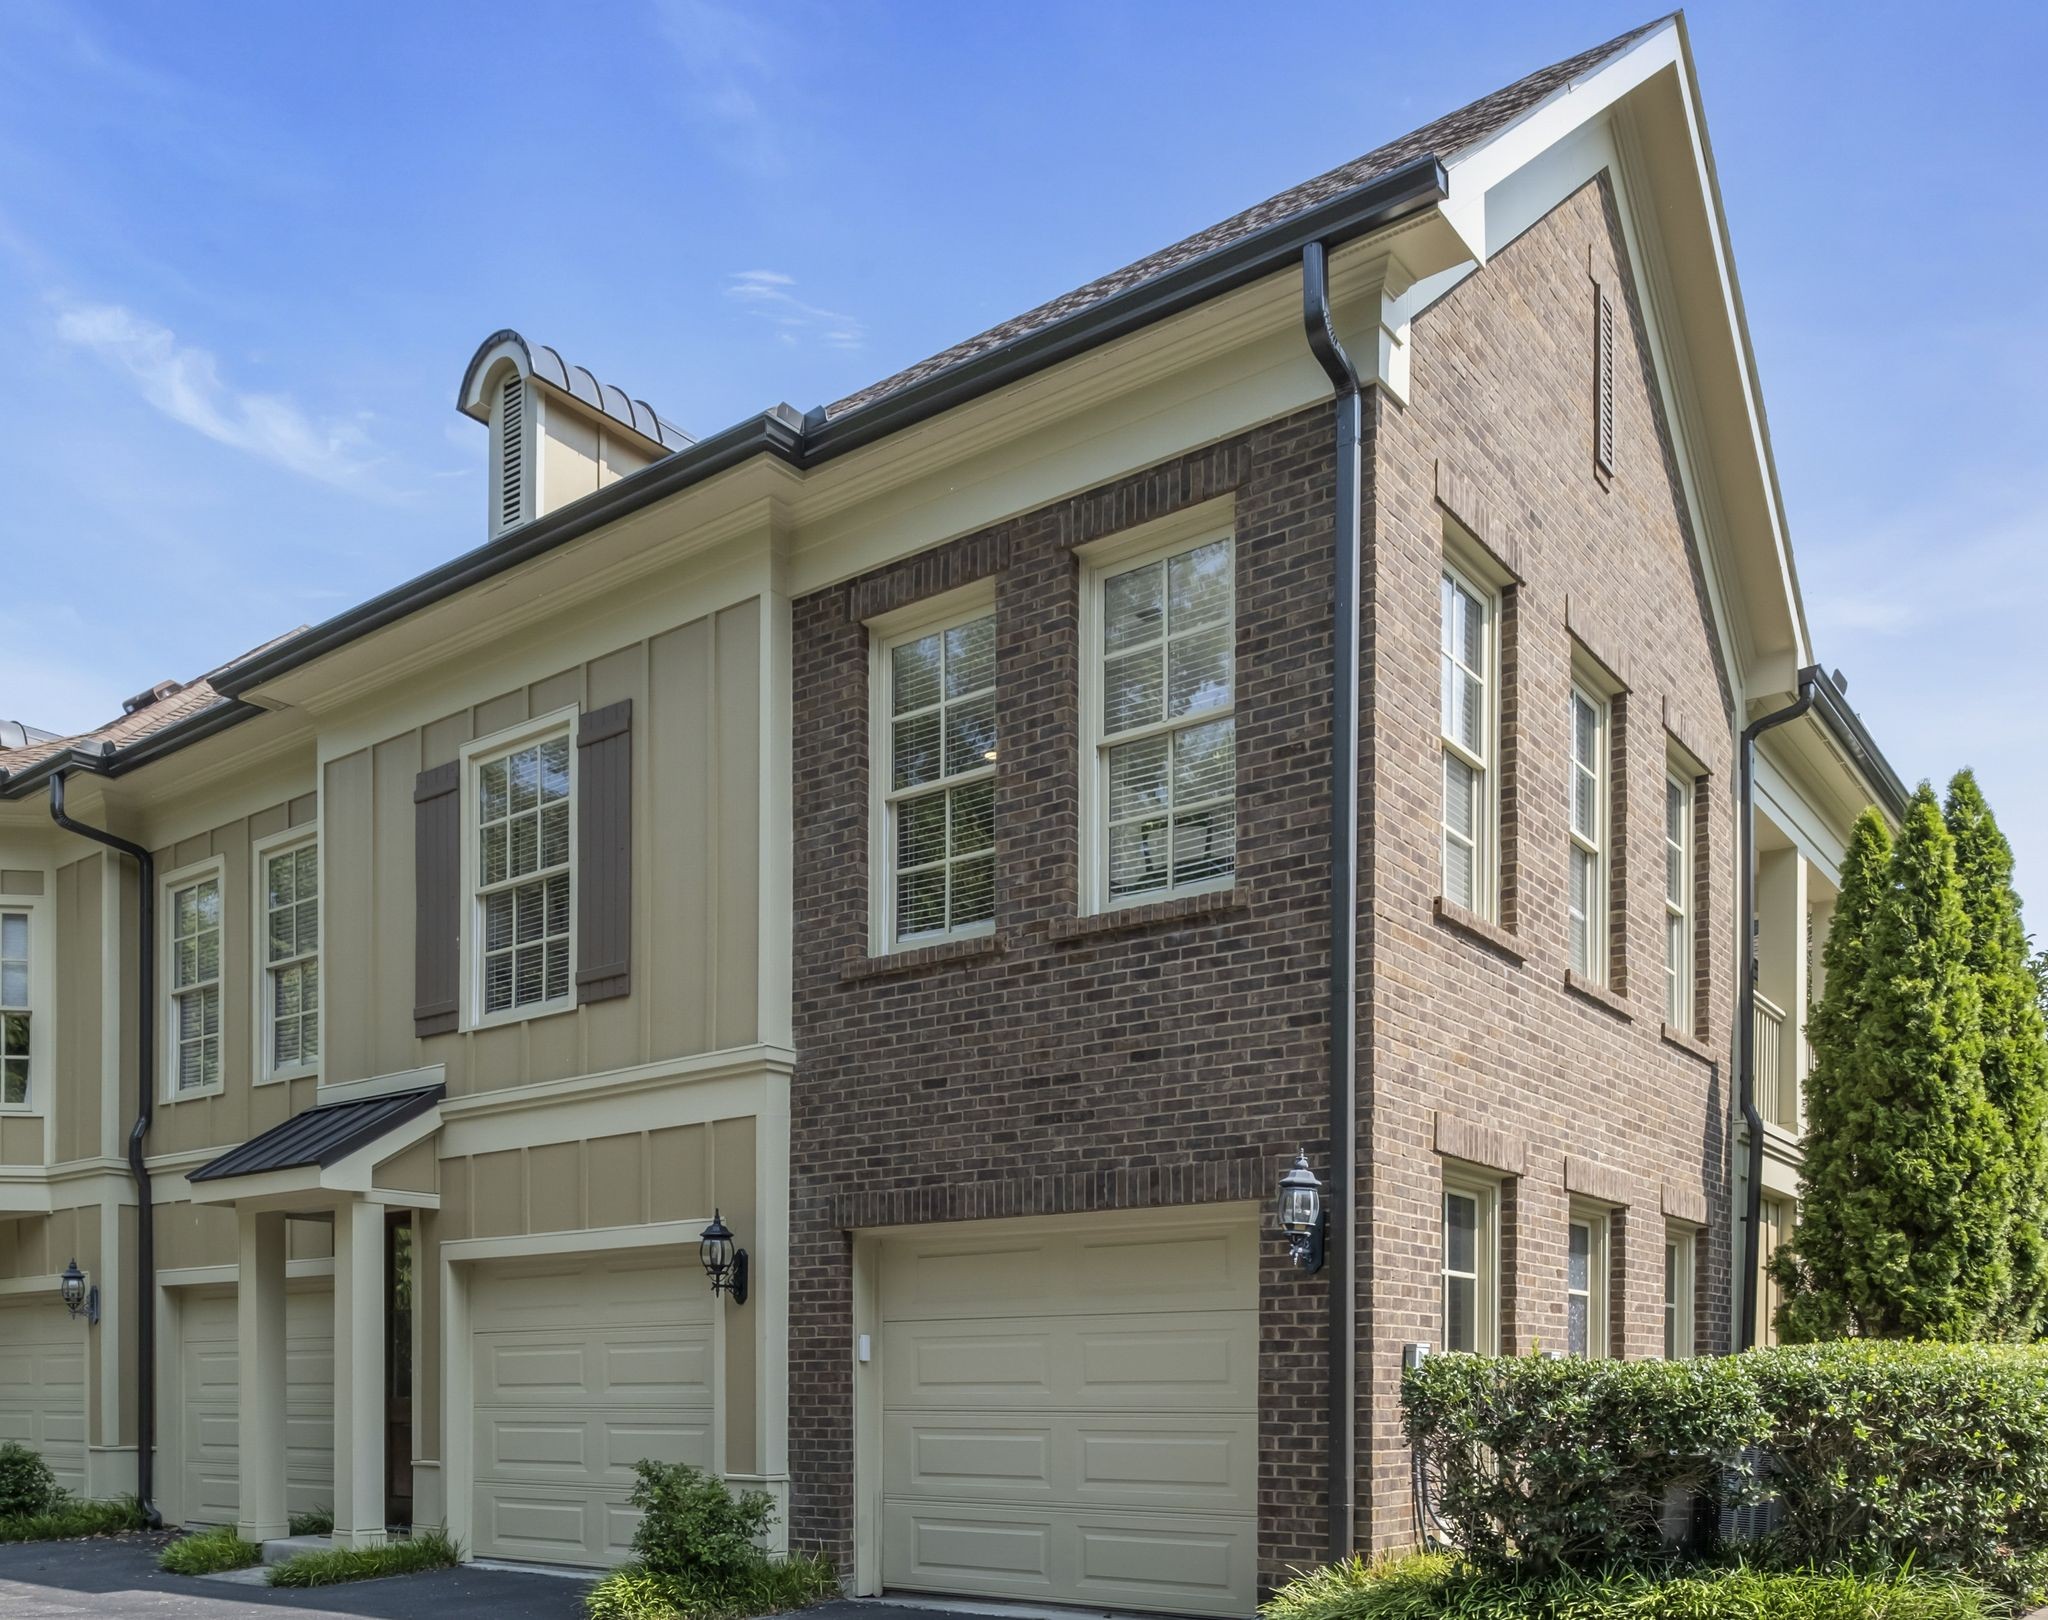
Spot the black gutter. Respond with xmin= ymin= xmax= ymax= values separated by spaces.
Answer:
xmin=1301 ymin=239 xmax=1362 ymax=1561
xmin=0 ymin=701 xmax=264 ymax=803
xmin=216 ymin=156 xmax=1449 ymax=701
xmin=1806 ymin=665 xmax=1908 ymax=821
xmin=48 ymin=772 xmax=161 ymax=1528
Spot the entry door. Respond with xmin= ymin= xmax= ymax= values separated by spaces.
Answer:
xmin=877 ymin=1212 xmax=1260 ymax=1618
xmin=386 ymin=1215 xmax=414 ymax=1527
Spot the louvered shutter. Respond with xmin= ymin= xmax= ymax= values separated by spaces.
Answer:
xmin=413 ymin=761 xmax=461 ymax=1036
xmin=575 ymin=700 xmax=632 ymax=1004
xmin=1595 ymin=289 xmax=1616 ymax=476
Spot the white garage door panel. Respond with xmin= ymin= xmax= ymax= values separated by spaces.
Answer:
xmin=0 ymin=1301 xmax=86 ymax=1498
xmin=469 ymin=1254 xmax=712 ymax=1568
xmin=179 ymin=1287 xmax=336 ymax=1527
xmin=880 ymin=1215 xmax=1258 ymax=1618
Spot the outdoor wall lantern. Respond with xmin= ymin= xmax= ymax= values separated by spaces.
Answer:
xmin=699 ymin=1210 xmax=750 ymax=1305
xmin=1278 ymin=1152 xmax=1327 ymax=1274
xmin=59 ymin=1257 xmax=99 ymax=1324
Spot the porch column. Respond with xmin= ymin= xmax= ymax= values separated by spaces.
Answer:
xmin=332 ymin=1198 xmax=387 ymax=1548
xmin=235 ymin=1209 xmax=290 ymax=1544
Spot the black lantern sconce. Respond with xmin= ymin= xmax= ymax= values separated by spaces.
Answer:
xmin=59 ymin=1257 xmax=99 ymax=1325
xmin=699 ymin=1209 xmax=750 ymax=1305
xmin=1278 ymin=1152 xmax=1327 ymax=1273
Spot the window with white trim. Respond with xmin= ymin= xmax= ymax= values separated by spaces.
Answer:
xmin=1664 ymin=1226 xmax=1697 ymax=1359
xmin=1 ymin=910 xmax=30 ymax=1107
xmin=1440 ymin=565 xmax=1495 ymax=914
xmin=1665 ymin=768 xmax=1693 ymax=1029
xmin=1090 ymin=531 xmax=1235 ymax=906
xmin=1442 ymin=1174 xmax=1500 ymax=1354
xmin=476 ymin=730 xmax=573 ymax=1016
xmin=169 ymin=874 xmax=223 ymax=1094
xmin=1568 ymin=684 xmax=1607 ymax=980
xmin=880 ymin=610 xmax=996 ymax=945
xmin=260 ymin=838 xmax=320 ymax=1077
xmin=1567 ymin=1206 xmax=1611 ymax=1358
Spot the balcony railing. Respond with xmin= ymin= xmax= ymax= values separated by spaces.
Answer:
xmin=1754 ymin=991 xmax=1794 ymax=1130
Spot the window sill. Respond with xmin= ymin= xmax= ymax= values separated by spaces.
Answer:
xmin=256 ymin=1066 xmax=320 ymax=1088
xmin=1050 ymin=886 xmax=1248 ymax=943
xmin=162 ymin=1086 xmax=225 ymax=1106
xmin=1431 ymin=897 xmax=1524 ymax=964
xmin=1563 ymin=970 xmax=1632 ymax=1021
xmin=1660 ymin=1023 xmax=1720 ymax=1066
xmin=842 ymin=933 xmax=1004 ymax=983
xmin=468 ymin=998 xmax=577 ymax=1034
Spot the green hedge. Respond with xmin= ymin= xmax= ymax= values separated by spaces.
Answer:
xmin=1403 ymin=1343 xmax=2048 ymax=1597
xmin=1402 ymin=1353 xmax=1766 ymax=1575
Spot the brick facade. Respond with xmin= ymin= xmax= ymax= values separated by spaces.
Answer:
xmin=787 ymin=173 xmax=1736 ymax=1587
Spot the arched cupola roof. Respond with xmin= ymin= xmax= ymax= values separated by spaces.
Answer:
xmin=457 ymin=329 xmax=692 ymax=452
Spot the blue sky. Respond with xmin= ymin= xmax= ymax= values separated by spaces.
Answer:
xmin=2 ymin=2 xmax=2042 ymax=905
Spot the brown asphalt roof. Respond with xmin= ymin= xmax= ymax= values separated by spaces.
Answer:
xmin=826 ymin=17 xmax=1668 ymax=421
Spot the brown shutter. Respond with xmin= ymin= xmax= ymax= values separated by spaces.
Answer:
xmin=575 ymin=699 xmax=632 ymax=1004
xmin=413 ymin=761 xmax=461 ymax=1036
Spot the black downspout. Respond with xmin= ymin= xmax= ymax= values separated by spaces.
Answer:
xmin=1301 ymin=239 xmax=1361 ymax=1560
xmin=49 ymin=772 xmax=161 ymax=1527
xmin=1735 ymin=669 xmax=1815 ymax=1351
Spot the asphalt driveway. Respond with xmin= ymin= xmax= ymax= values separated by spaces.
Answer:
xmin=0 ymin=1532 xmax=593 ymax=1619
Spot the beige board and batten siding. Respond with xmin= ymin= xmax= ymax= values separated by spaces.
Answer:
xmin=54 ymin=855 xmax=102 ymax=1165
xmin=321 ymin=600 xmax=763 ymax=1099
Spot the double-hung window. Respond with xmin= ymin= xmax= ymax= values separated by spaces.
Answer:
xmin=1568 ymin=685 xmax=1607 ymax=980
xmin=1664 ymin=769 xmax=1694 ymax=1029
xmin=1089 ymin=528 xmax=1235 ymax=907
xmin=258 ymin=836 xmax=319 ymax=1078
xmin=1664 ymin=1226 xmax=1697 ymax=1359
xmin=1441 ymin=1175 xmax=1500 ymax=1353
xmin=476 ymin=729 xmax=573 ymax=1017
xmin=1440 ymin=566 xmax=1495 ymax=913
xmin=169 ymin=872 xmax=223 ymax=1095
xmin=879 ymin=609 xmax=996 ymax=945
xmin=1 ymin=909 xmax=30 ymax=1107
xmin=1567 ymin=1206 xmax=1611 ymax=1357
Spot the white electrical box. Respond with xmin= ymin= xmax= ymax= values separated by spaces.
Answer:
xmin=856 ymin=1333 xmax=872 ymax=1364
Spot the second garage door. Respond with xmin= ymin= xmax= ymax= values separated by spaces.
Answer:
xmin=179 ymin=1285 xmax=336 ymax=1526
xmin=0 ymin=1297 xmax=86 ymax=1498
xmin=878 ymin=1211 xmax=1259 ymax=1618
xmin=470 ymin=1251 xmax=714 ymax=1567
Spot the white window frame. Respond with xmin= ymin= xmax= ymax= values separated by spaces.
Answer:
xmin=459 ymin=707 xmax=579 ymax=1031
xmin=0 ymin=892 xmax=51 ymax=1114
xmin=1439 ymin=554 xmax=1501 ymax=918
xmin=161 ymin=856 xmax=228 ymax=1102
xmin=1664 ymin=764 xmax=1695 ymax=1032
xmin=1664 ymin=1224 xmax=1697 ymax=1359
xmin=866 ymin=584 xmax=999 ymax=954
xmin=251 ymin=824 xmax=321 ymax=1085
xmin=1566 ymin=1202 xmax=1612 ymax=1359
xmin=1440 ymin=1170 xmax=1501 ymax=1355
xmin=1078 ymin=505 xmax=1238 ymax=914
xmin=1568 ymin=680 xmax=1609 ymax=983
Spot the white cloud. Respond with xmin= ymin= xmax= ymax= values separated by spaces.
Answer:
xmin=52 ymin=300 xmax=386 ymax=491
xmin=725 ymin=269 xmax=865 ymax=350
xmin=652 ymin=0 xmax=791 ymax=176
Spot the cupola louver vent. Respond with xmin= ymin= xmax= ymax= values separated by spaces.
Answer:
xmin=498 ymin=374 xmax=526 ymax=531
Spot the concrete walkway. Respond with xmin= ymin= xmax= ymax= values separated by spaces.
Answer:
xmin=0 ymin=1532 xmax=592 ymax=1619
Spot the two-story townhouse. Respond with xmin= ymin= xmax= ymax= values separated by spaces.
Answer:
xmin=0 ymin=13 xmax=1907 ymax=1617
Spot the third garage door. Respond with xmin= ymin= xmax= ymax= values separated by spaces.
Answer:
xmin=878 ymin=1211 xmax=1259 ymax=1618
xmin=470 ymin=1252 xmax=713 ymax=1567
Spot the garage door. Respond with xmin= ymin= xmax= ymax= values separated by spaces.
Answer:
xmin=879 ymin=1212 xmax=1259 ymax=1618
xmin=470 ymin=1251 xmax=713 ymax=1566
xmin=179 ymin=1285 xmax=335 ymax=1526
xmin=0 ymin=1298 xmax=86 ymax=1498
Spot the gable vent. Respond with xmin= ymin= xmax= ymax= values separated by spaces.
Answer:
xmin=1594 ymin=289 xmax=1616 ymax=477
xmin=498 ymin=374 xmax=527 ymax=531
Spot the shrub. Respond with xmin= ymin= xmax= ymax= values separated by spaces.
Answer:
xmin=625 ymin=1462 xmax=775 ymax=1583
xmin=265 ymin=1528 xmax=461 ymax=1588
xmin=159 ymin=1524 xmax=262 ymax=1575
xmin=584 ymin=1554 xmax=839 ymax=1620
xmin=0 ymin=1442 xmax=60 ymax=1519
xmin=1260 ymin=1552 xmax=1999 ymax=1620
xmin=0 ymin=1495 xmax=145 ymax=1543
xmin=289 ymin=1505 xmax=334 ymax=1536
xmin=1750 ymin=1341 xmax=2048 ymax=1598
xmin=1402 ymin=1352 xmax=1768 ymax=1576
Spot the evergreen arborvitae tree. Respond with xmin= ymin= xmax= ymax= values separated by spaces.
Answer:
xmin=1844 ymin=785 xmax=2008 ymax=1337
xmin=1771 ymin=808 xmax=1890 ymax=1342
xmin=1945 ymin=769 xmax=2048 ymax=1338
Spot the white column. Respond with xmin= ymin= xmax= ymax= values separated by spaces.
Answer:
xmin=236 ymin=1209 xmax=290 ymax=1544
xmin=332 ymin=1198 xmax=387 ymax=1548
